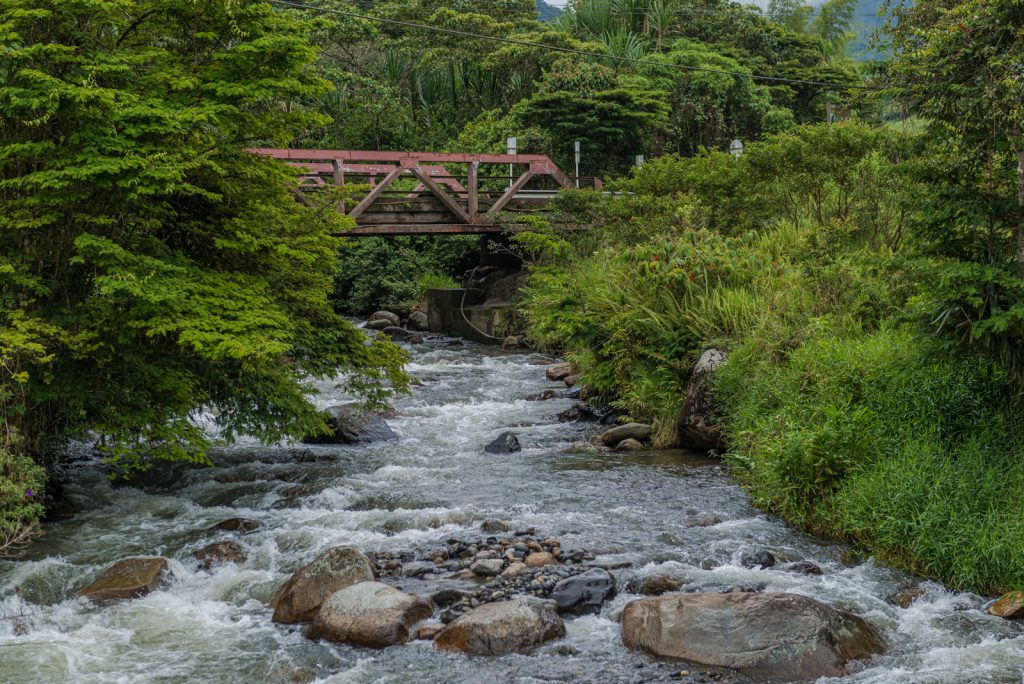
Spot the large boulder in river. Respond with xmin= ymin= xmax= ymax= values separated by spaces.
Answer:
xmin=307 ymin=582 xmax=431 ymax=647
xmin=621 ymin=592 xmax=884 ymax=681
xmin=302 ymin=403 xmax=396 ymax=445
xmin=270 ymin=547 xmax=376 ymax=624
xmin=369 ymin=310 xmax=401 ymax=327
xmin=435 ymin=597 xmax=565 ymax=655
xmin=600 ymin=423 xmax=653 ymax=447
xmin=677 ymin=348 xmax=727 ymax=450
xmin=77 ymin=557 xmax=168 ymax=602
xmin=484 ymin=431 xmax=521 ymax=454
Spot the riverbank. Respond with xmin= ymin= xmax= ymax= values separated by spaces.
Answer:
xmin=516 ymin=124 xmax=1024 ymax=598
xmin=4 ymin=340 xmax=1023 ymax=682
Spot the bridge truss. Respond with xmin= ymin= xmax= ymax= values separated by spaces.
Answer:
xmin=249 ymin=149 xmax=599 ymax=236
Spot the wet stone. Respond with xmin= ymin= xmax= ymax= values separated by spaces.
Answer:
xmin=786 ymin=561 xmax=823 ymax=576
xmin=550 ymin=568 xmax=616 ymax=614
xmin=740 ymin=550 xmax=776 ymax=569
xmin=193 ymin=540 xmax=246 ymax=570
xmin=77 ymin=557 xmax=168 ymax=602
xmin=480 ymin=519 xmax=510 ymax=533
xmin=686 ymin=515 xmax=722 ymax=528
xmin=484 ymin=431 xmax=521 ymax=455
xmin=208 ymin=517 xmax=261 ymax=535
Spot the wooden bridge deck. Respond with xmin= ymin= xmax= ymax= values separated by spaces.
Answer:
xmin=249 ymin=149 xmax=598 ymax=236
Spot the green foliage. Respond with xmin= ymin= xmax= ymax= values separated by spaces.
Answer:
xmin=0 ymin=0 xmax=409 ymax=497
xmin=332 ymin=236 xmax=478 ymax=314
xmin=883 ymin=0 xmax=1024 ymax=380
xmin=718 ymin=327 xmax=1024 ymax=593
xmin=518 ymin=119 xmax=1024 ymax=593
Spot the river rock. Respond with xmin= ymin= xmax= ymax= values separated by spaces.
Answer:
xmin=787 ymin=561 xmax=823 ymax=576
xmin=889 ymin=587 xmax=925 ymax=609
xmin=558 ymin=404 xmax=599 ymax=422
xmin=563 ymin=373 xmax=582 ymax=387
xmin=484 ymin=431 xmax=521 ymax=454
xmin=369 ymin=310 xmax=401 ymax=327
xmin=480 ymin=519 xmax=510 ymax=533
xmin=550 ymin=568 xmax=615 ymax=614
xmin=686 ymin=515 xmax=722 ymax=528
xmin=621 ymin=592 xmax=885 ymax=681
xmin=308 ymin=582 xmax=432 ymax=647
xmin=600 ymin=423 xmax=653 ymax=447
xmin=366 ymin=318 xmax=389 ymax=330
xmin=988 ymin=591 xmax=1024 ymax=619
xmin=502 ymin=562 xmax=528 ymax=577
xmin=614 ymin=438 xmax=645 ymax=451
xmin=408 ymin=311 xmax=428 ymax=331
xmin=207 ymin=517 xmax=261 ymax=535
xmin=741 ymin=550 xmax=776 ymax=569
xmin=435 ymin=597 xmax=566 ymax=655
xmin=302 ymin=403 xmax=396 ymax=445
xmin=194 ymin=541 xmax=246 ymax=569
xmin=502 ymin=335 xmax=524 ymax=349
xmin=525 ymin=551 xmax=557 ymax=568
xmin=270 ymin=547 xmax=376 ymax=624
xmin=546 ymin=363 xmax=574 ymax=381
xmin=416 ymin=622 xmax=444 ymax=640
xmin=77 ymin=557 xmax=168 ymax=602
xmin=470 ymin=559 xmax=504 ymax=577
xmin=380 ymin=326 xmax=412 ymax=341
xmin=678 ymin=348 xmax=726 ymax=450
xmin=630 ymin=575 xmax=684 ymax=596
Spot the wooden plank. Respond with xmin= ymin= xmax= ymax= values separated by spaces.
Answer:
xmin=333 ymin=223 xmax=504 ymax=236
xmin=249 ymin=148 xmax=556 ymax=165
xmin=486 ymin=170 xmax=534 ymax=218
xmin=347 ymin=164 xmax=408 ymax=219
xmin=410 ymin=166 xmax=471 ymax=224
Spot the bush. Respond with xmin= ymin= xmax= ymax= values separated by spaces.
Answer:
xmin=0 ymin=440 xmax=46 ymax=557
xmin=718 ymin=327 xmax=1024 ymax=593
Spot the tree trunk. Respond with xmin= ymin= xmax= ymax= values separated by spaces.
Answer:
xmin=1017 ymin=148 xmax=1024 ymax=271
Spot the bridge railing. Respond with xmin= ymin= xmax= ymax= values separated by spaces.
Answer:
xmin=248 ymin=148 xmax=600 ymax=235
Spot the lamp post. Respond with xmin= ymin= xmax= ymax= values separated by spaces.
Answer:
xmin=574 ymin=141 xmax=581 ymax=188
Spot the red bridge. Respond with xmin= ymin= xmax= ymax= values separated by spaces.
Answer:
xmin=250 ymin=149 xmax=600 ymax=236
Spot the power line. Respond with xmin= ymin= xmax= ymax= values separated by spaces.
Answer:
xmin=268 ymin=0 xmax=876 ymax=90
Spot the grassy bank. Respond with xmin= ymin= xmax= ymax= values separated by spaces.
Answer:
xmin=518 ymin=122 xmax=1024 ymax=594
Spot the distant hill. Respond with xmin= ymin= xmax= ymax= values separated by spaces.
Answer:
xmin=537 ymin=0 xmax=563 ymax=21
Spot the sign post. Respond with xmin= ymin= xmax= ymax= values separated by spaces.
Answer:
xmin=507 ymin=137 xmax=517 ymax=188
xmin=729 ymin=139 xmax=744 ymax=159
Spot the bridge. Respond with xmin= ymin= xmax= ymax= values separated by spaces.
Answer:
xmin=250 ymin=149 xmax=600 ymax=236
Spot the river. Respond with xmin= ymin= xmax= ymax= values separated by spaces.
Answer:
xmin=2 ymin=339 xmax=1024 ymax=683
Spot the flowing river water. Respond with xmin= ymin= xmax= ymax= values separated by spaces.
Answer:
xmin=2 ymin=338 xmax=1024 ymax=683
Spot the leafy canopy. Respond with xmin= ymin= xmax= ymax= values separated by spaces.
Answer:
xmin=0 ymin=0 xmax=408 ymax=478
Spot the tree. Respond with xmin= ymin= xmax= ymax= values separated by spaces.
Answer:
xmin=811 ymin=0 xmax=858 ymax=57
xmin=768 ymin=0 xmax=813 ymax=34
xmin=0 ymin=0 xmax=408 ymax=496
xmin=513 ymin=59 xmax=670 ymax=175
xmin=886 ymin=0 xmax=1024 ymax=374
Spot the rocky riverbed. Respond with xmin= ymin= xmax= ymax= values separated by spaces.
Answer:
xmin=2 ymin=337 xmax=1024 ymax=683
